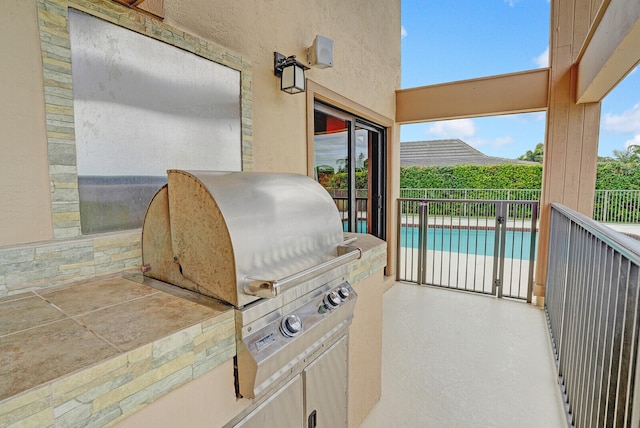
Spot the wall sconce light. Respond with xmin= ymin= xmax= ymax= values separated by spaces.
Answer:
xmin=274 ymin=52 xmax=309 ymax=94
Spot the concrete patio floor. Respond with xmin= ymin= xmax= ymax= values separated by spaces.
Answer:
xmin=360 ymin=282 xmax=567 ymax=428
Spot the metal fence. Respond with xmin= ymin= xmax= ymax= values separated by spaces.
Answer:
xmin=593 ymin=190 xmax=640 ymax=224
xmin=400 ymin=188 xmax=640 ymax=224
xmin=332 ymin=197 xmax=368 ymax=233
xmin=396 ymin=198 xmax=537 ymax=301
xmin=545 ymin=203 xmax=640 ymax=427
xmin=400 ymin=188 xmax=542 ymax=202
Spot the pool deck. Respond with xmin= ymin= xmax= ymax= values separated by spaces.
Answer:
xmin=398 ymin=248 xmax=532 ymax=299
xmin=605 ymin=222 xmax=640 ymax=238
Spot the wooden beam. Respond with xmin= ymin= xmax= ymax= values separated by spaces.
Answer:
xmin=395 ymin=68 xmax=549 ymax=124
xmin=576 ymin=0 xmax=640 ymax=103
xmin=135 ymin=0 xmax=164 ymax=19
xmin=111 ymin=0 xmax=164 ymax=19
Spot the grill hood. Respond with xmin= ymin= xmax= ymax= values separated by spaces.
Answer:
xmin=142 ymin=170 xmax=356 ymax=307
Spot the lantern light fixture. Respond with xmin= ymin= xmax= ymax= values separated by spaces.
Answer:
xmin=274 ymin=52 xmax=309 ymax=94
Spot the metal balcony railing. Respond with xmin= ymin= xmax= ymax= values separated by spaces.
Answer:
xmin=545 ymin=203 xmax=640 ymax=427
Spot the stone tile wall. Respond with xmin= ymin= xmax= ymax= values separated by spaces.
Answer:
xmin=0 ymin=232 xmax=141 ymax=297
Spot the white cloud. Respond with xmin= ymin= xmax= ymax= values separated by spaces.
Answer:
xmin=401 ymin=25 xmax=407 ymax=39
xmin=425 ymin=119 xmax=514 ymax=152
xmin=504 ymin=0 xmax=519 ymax=6
xmin=426 ymin=119 xmax=476 ymax=139
xmin=603 ymin=103 xmax=640 ymax=134
xmin=625 ymin=135 xmax=640 ymax=149
xmin=534 ymin=47 xmax=549 ymax=68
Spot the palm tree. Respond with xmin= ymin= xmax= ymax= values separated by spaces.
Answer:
xmin=612 ymin=145 xmax=640 ymax=163
xmin=518 ymin=143 xmax=544 ymax=163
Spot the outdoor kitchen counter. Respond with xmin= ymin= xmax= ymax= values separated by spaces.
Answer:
xmin=0 ymin=273 xmax=236 ymax=427
xmin=0 ymin=233 xmax=387 ymax=427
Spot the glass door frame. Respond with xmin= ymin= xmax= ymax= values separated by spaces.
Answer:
xmin=305 ymin=80 xmax=395 ymax=277
xmin=357 ymin=120 xmax=387 ymax=240
xmin=313 ymin=101 xmax=387 ymax=239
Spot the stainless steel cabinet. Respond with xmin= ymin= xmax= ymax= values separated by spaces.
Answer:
xmin=234 ymin=376 xmax=304 ymax=428
xmin=304 ymin=335 xmax=348 ymax=428
xmin=234 ymin=335 xmax=348 ymax=428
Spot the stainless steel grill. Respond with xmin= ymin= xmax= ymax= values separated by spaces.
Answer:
xmin=140 ymin=170 xmax=360 ymax=426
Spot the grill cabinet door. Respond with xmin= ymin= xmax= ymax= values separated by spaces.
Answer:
xmin=303 ymin=335 xmax=348 ymax=428
xmin=234 ymin=375 xmax=303 ymax=428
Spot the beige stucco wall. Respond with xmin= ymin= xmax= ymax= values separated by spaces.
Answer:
xmin=0 ymin=0 xmax=400 ymax=255
xmin=0 ymin=0 xmax=53 ymax=246
xmin=113 ymin=359 xmax=251 ymax=428
xmin=163 ymin=0 xmax=400 ymax=173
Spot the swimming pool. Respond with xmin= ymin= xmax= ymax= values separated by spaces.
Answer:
xmin=343 ymin=220 xmax=537 ymax=260
xmin=400 ymin=227 xmax=537 ymax=260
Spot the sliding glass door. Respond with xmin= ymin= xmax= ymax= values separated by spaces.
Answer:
xmin=313 ymin=102 xmax=386 ymax=239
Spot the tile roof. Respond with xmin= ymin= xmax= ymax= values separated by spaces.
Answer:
xmin=400 ymin=139 xmax=534 ymax=167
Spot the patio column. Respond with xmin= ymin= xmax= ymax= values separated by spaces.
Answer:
xmin=534 ymin=0 xmax=601 ymax=306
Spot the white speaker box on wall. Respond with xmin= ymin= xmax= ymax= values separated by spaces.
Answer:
xmin=308 ymin=35 xmax=333 ymax=69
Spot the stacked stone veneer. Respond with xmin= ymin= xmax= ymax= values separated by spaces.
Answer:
xmin=0 ymin=232 xmax=142 ymax=298
xmin=0 ymin=311 xmax=235 ymax=427
xmin=1 ymin=0 xmax=254 ymax=296
xmin=347 ymin=239 xmax=387 ymax=283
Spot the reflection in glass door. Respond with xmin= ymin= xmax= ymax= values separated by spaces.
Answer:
xmin=313 ymin=102 xmax=386 ymax=239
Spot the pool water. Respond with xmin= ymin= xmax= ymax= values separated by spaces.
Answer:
xmin=343 ymin=220 xmax=537 ymax=260
xmin=343 ymin=221 xmax=368 ymax=234
xmin=400 ymin=227 xmax=537 ymax=260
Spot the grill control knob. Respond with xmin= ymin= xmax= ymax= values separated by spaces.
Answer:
xmin=338 ymin=286 xmax=350 ymax=301
xmin=280 ymin=314 xmax=302 ymax=337
xmin=324 ymin=291 xmax=341 ymax=310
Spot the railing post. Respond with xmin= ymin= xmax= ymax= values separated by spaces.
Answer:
xmin=396 ymin=199 xmax=402 ymax=282
xmin=526 ymin=201 xmax=538 ymax=303
xmin=496 ymin=201 xmax=507 ymax=298
xmin=417 ymin=202 xmax=428 ymax=285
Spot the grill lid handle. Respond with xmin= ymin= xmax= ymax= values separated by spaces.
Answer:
xmin=244 ymin=245 xmax=361 ymax=298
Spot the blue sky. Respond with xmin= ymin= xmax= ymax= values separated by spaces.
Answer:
xmin=400 ymin=0 xmax=640 ymax=159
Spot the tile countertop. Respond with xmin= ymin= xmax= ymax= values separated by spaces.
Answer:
xmin=0 ymin=234 xmax=387 ymax=427
xmin=0 ymin=273 xmax=235 ymax=427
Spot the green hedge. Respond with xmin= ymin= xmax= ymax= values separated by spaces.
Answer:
xmin=595 ymin=162 xmax=640 ymax=190
xmin=400 ymin=162 xmax=640 ymax=190
xmin=401 ymin=164 xmax=542 ymax=189
xmin=320 ymin=162 xmax=640 ymax=192
xmin=321 ymin=171 xmax=369 ymax=191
